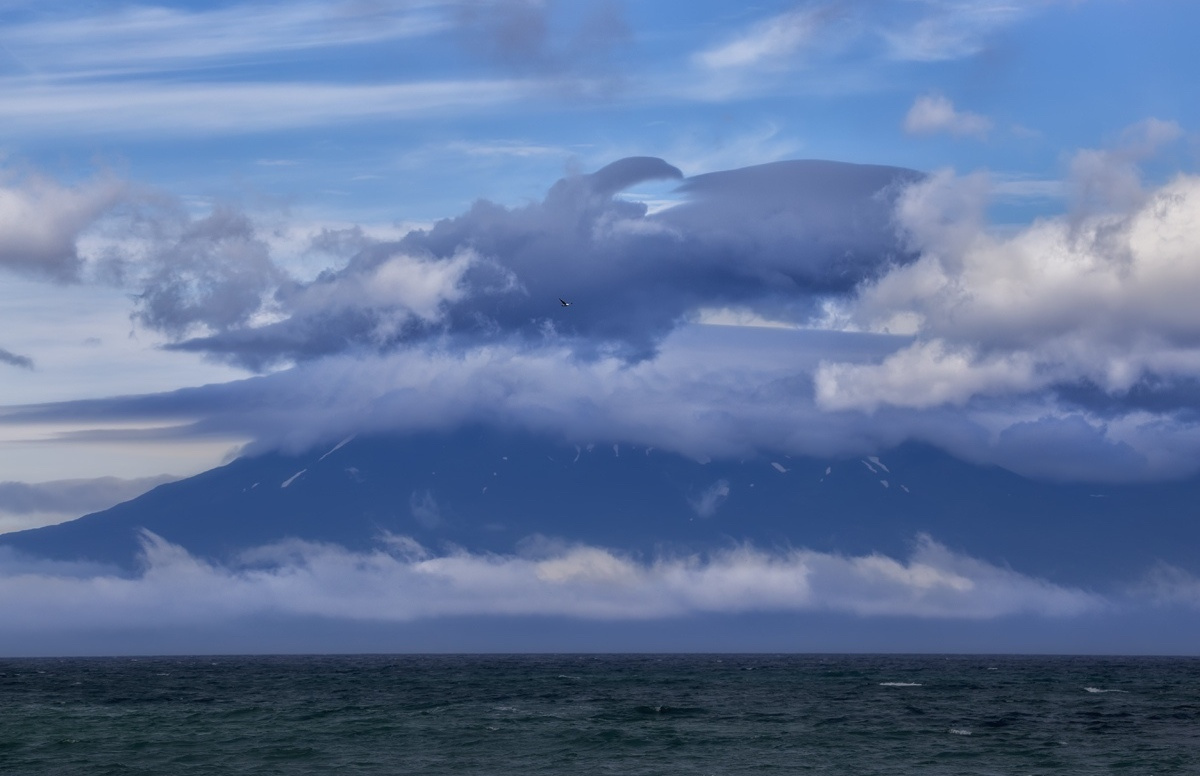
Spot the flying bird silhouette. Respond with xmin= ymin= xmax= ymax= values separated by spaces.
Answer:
xmin=559 ymin=298 xmax=572 ymax=307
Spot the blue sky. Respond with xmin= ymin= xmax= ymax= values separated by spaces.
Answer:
xmin=0 ymin=0 xmax=1198 ymax=651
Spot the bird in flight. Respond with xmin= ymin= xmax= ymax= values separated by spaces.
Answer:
xmin=559 ymin=298 xmax=572 ymax=307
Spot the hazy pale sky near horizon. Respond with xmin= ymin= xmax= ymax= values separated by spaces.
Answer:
xmin=0 ymin=0 xmax=1198 ymax=522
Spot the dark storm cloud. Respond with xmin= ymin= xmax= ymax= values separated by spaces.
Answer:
xmin=160 ymin=157 xmax=920 ymax=369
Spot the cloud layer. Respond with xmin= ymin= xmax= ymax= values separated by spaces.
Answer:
xmin=3 ymin=126 xmax=1199 ymax=485
xmin=0 ymin=475 xmax=176 ymax=533
xmin=0 ymin=531 xmax=1105 ymax=634
xmin=144 ymin=157 xmax=918 ymax=368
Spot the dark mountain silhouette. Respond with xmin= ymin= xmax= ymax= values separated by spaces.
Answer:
xmin=2 ymin=427 xmax=1197 ymax=588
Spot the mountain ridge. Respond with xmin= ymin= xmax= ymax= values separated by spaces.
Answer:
xmin=2 ymin=427 xmax=1196 ymax=588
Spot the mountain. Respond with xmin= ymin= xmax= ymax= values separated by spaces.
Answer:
xmin=3 ymin=427 xmax=1198 ymax=588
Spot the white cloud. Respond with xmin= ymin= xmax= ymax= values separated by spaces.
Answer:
xmin=814 ymin=119 xmax=1200 ymax=416
xmin=0 ymin=169 xmax=125 ymax=280
xmin=695 ymin=7 xmax=835 ymax=70
xmin=1119 ymin=117 xmax=1185 ymax=155
xmin=816 ymin=341 xmax=1038 ymax=412
xmin=441 ymin=140 xmax=572 ymax=159
xmin=289 ymin=248 xmax=484 ymax=329
xmin=1134 ymin=563 xmax=1200 ymax=608
xmin=1 ymin=1 xmax=450 ymax=75
xmin=0 ymin=531 xmax=1103 ymax=632
xmin=12 ymin=317 xmax=1199 ymax=483
xmin=0 ymin=79 xmax=540 ymax=137
xmin=904 ymin=94 xmax=992 ymax=139
xmin=690 ymin=307 xmax=801 ymax=330
xmin=694 ymin=0 xmax=1056 ymax=74
xmin=1069 ymin=118 xmax=1183 ymax=214
xmin=9 ymin=135 xmax=1200 ymax=484
xmin=651 ymin=121 xmax=804 ymax=178
xmin=881 ymin=0 xmax=1041 ymax=62
xmin=688 ymin=478 xmax=730 ymax=518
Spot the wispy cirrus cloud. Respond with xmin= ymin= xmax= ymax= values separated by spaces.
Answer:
xmin=880 ymin=0 xmax=1053 ymax=62
xmin=694 ymin=5 xmax=846 ymax=71
xmin=693 ymin=0 xmax=1072 ymax=76
xmin=0 ymin=1 xmax=450 ymax=76
xmin=0 ymin=0 xmax=636 ymax=141
xmin=0 ymin=78 xmax=543 ymax=137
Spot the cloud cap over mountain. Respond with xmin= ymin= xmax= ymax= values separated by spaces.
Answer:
xmin=152 ymin=157 xmax=919 ymax=368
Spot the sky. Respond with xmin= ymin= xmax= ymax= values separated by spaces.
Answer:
xmin=0 ymin=0 xmax=1198 ymax=652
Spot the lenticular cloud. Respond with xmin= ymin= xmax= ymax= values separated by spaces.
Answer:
xmin=156 ymin=157 xmax=918 ymax=368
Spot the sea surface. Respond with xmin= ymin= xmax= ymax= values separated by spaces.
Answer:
xmin=1 ymin=654 xmax=1197 ymax=775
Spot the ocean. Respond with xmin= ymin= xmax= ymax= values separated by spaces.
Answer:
xmin=1 ymin=654 xmax=1196 ymax=774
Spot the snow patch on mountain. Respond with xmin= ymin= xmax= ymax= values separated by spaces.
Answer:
xmin=319 ymin=435 xmax=356 ymax=462
xmin=281 ymin=470 xmax=306 ymax=488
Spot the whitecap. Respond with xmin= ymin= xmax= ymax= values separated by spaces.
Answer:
xmin=948 ymin=728 xmax=971 ymax=736
xmin=1083 ymin=687 xmax=1127 ymax=693
xmin=879 ymin=682 xmax=922 ymax=687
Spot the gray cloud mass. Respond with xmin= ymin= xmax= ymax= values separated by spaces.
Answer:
xmin=0 ymin=347 xmax=34 ymax=370
xmin=157 ymin=157 xmax=919 ymax=368
xmin=7 ymin=145 xmax=1200 ymax=484
xmin=134 ymin=206 xmax=286 ymax=338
